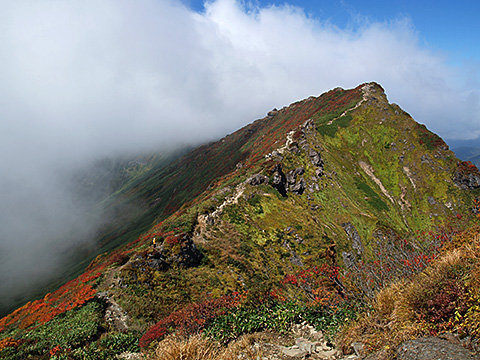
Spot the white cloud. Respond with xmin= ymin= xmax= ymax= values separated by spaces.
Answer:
xmin=0 ymin=0 xmax=479 ymax=308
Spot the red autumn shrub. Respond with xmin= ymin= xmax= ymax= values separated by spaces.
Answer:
xmin=139 ymin=293 xmax=243 ymax=349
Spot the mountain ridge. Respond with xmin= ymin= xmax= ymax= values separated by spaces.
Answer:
xmin=1 ymin=82 xmax=479 ymax=359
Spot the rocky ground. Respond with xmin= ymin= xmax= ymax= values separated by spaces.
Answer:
xmin=115 ymin=324 xmax=479 ymax=360
xmin=241 ymin=328 xmax=480 ymax=360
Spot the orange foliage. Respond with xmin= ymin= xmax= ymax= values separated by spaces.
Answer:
xmin=0 ymin=337 xmax=22 ymax=351
xmin=0 ymin=264 xmax=105 ymax=332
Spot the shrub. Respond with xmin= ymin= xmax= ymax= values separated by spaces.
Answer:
xmin=148 ymin=334 xmax=262 ymax=360
xmin=303 ymin=303 xmax=358 ymax=343
xmin=150 ymin=335 xmax=220 ymax=360
xmin=139 ymin=293 xmax=242 ymax=349
xmin=99 ymin=331 xmax=140 ymax=353
xmin=0 ymin=301 xmax=103 ymax=360
xmin=204 ymin=300 xmax=301 ymax=343
xmin=339 ymin=228 xmax=480 ymax=357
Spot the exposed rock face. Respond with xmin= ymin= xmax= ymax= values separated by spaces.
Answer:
xmin=277 ymin=323 xmax=340 ymax=359
xmin=271 ymin=164 xmax=287 ymax=197
xmin=286 ymin=167 xmax=306 ymax=194
xmin=342 ymin=223 xmax=364 ymax=257
xmin=147 ymin=251 xmax=169 ymax=271
xmin=453 ymin=161 xmax=480 ymax=190
xmin=290 ymin=178 xmax=306 ymax=194
xmin=308 ymin=148 xmax=323 ymax=168
xmin=171 ymin=234 xmax=203 ymax=268
xmin=97 ymin=292 xmax=130 ymax=333
xmin=117 ymin=352 xmax=144 ymax=360
xmin=126 ymin=234 xmax=202 ymax=273
xmin=302 ymin=119 xmax=316 ymax=133
xmin=267 ymin=108 xmax=278 ymax=117
xmin=396 ymin=337 xmax=476 ymax=360
xmin=342 ymin=251 xmax=356 ymax=270
xmin=249 ymin=173 xmax=269 ymax=186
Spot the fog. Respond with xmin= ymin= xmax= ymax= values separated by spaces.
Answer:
xmin=0 ymin=0 xmax=479 ymax=311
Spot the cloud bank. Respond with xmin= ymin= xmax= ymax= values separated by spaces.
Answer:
xmin=0 ymin=0 xmax=479 ymax=309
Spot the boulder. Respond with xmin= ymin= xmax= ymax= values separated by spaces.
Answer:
xmin=147 ymin=251 xmax=169 ymax=271
xmin=290 ymin=178 xmax=306 ymax=195
xmin=308 ymin=148 xmax=324 ymax=168
xmin=248 ymin=173 xmax=269 ymax=186
xmin=168 ymin=234 xmax=203 ymax=268
xmin=267 ymin=108 xmax=278 ymax=117
xmin=271 ymin=164 xmax=287 ymax=197
xmin=342 ymin=222 xmax=364 ymax=257
xmin=396 ymin=337 xmax=477 ymax=360
xmin=453 ymin=161 xmax=480 ymax=190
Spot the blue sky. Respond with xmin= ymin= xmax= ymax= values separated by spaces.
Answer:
xmin=185 ymin=0 xmax=480 ymax=65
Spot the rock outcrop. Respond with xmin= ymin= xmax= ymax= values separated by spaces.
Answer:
xmin=271 ymin=164 xmax=288 ymax=197
xmin=453 ymin=161 xmax=480 ymax=190
xmin=396 ymin=337 xmax=477 ymax=360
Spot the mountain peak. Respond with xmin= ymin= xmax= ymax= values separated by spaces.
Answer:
xmin=1 ymin=83 xmax=478 ymax=360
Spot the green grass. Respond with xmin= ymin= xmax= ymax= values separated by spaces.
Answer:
xmin=1 ymin=301 xmax=103 ymax=360
xmin=204 ymin=299 xmax=358 ymax=344
xmin=355 ymin=180 xmax=389 ymax=211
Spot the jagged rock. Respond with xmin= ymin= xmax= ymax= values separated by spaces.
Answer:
xmin=302 ymin=119 xmax=315 ymax=133
xmin=97 ymin=292 xmax=130 ymax=332
xmin=316 ymin=348 xmax=338 ymax=359
xmin=117 ymin=352 xmax=144 ymax=360
xmin=308 ymin=148 xmax=323 ymax=167
xmin=342 ymin=222 xmax=364 ymax=256
xmin=299 ymin=140 xmax=309 ymax=152
xmin=286 ymin=167 xmax=305 ymax=186
xmin=285 ymin=167 xmax=306 ymax=194
xmin=421 ymin=154 xmax=431 ymax=164
xmin=249 ymin=173 xmax=269 ymax=186
xmin=396 ymin=337 xmax=477 ymax=360
xmin=294 ymin=167 xmax=305 ymax=176
xmin=267 ymin=108 xmax=278 ymax=117
xmin=271 ymin=164 xmax=287 ymax=197
xmin=342 ymin=251 xmax=356 ymax=270
xmin=315 ymin=168 xmax=324 ymax=177
xmin=292 ymin=323 xmax=324 ymax=341
xmin=147 ymin=251 xmax=169 ymax=271
xmin=281 ymin=346 xmax=308 ymax=357
xmin=286 ymin=170 xmax=296 ymax=185
xmin=453 ymin=161 xmax=480 ymax=190
xmin=290 ymin=178 xmax=306 ymax=194
xmin=296 ymin=337 xmax=316 ymax=353
xmin=170 ymin=235 xmax=203 ymax=268
xmin=205 ymin=214 xmax=215 ymax=225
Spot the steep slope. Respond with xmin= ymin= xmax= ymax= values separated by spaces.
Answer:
xmin=0 ymin=152 xmax=180 ymax=318
xmin=1 ymin=83 xmax=479 ymax=359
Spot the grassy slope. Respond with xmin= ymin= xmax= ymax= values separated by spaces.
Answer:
xmin=111 ymin=83 xmax=477 ymax=324
xmin=339 ymin=225 xmax=480 ymax=358
xmin=1 ymin=83 xmax=478 ymax=359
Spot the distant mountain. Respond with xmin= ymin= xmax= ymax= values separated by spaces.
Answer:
xmin=1 ymin=83 xmax=479 ymax=359
xmin=448 ymin=138 xmax=480 ymax=167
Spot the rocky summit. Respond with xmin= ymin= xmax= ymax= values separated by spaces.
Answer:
xmin=1 ymin=83 xmax=480 ymax=360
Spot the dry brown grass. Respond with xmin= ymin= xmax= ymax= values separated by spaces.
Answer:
xmin=148 ymin=333 xmax=263 ymax=360
xmin=339 ymin=228 xmax=480 ymax=358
